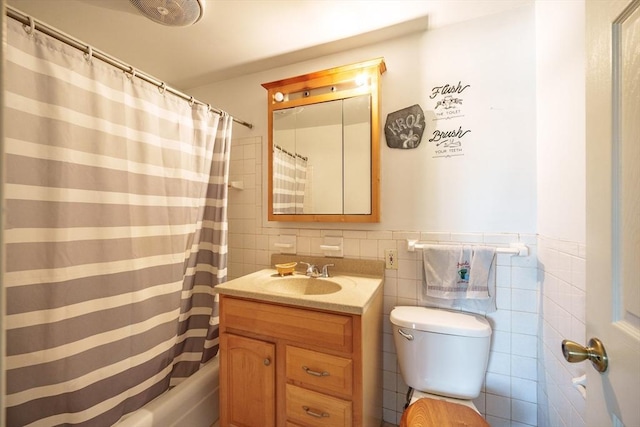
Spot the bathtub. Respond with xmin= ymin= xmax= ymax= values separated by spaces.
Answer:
xmin=115 ymin=356 xmax=220 ymax=427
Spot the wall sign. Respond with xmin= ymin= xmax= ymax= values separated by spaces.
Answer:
xmin=429 ymin=81 xmax=471 ymax=158
xmin=384 ymin=104 xmax=425 ymax=149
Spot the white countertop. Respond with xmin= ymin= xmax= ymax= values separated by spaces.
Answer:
xmin=214 ymin=269 xmax=384 ymax=315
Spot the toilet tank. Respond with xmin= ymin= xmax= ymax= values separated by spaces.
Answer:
xmin=390 ymin=306 xmax=492 ymax=400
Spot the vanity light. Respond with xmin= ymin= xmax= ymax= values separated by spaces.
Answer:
xmin=274 ymin=91 xmax=285 ymax=102
xmin=355 ymin=73 xmax=368 ymax=87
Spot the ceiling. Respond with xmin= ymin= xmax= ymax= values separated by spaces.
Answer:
xmin=5 ymin=0 xmax=530 ymax=90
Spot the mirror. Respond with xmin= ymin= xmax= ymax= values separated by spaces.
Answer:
xmin=262 ymin=58 xmax=386 ymax=223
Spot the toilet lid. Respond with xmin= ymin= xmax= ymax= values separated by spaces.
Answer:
xmin=391 ymin=306 xmax=491 ymax=337
xmin=400 ymin=397 xmax=489 ymax=427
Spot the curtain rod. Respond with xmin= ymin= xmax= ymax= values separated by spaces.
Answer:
xmin=5 ymin=6 xmax=253 ymax=129
xmin=274 ymin=144 xmax=308 ymax=161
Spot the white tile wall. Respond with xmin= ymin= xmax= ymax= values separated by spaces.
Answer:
xmin=536 ymin=236 xmax=587 ymax=427
xmin=381 ymin=235 xmax=539 ymax=426
xmin=226 ymin=136 xmax=541 ymax=426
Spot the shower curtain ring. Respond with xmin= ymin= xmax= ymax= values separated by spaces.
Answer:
xmin=126 ymin=66 xmax=136 ymax=80
xmin=189 ymin=97 xmax=195 ymax=106
xmin=23 ymin=16 xmax=35 ymax=35
xmin=159 ymin=82 xmax=167 ymax=94
xmin=207 ymin=104 xmax=212 ymax=113
xmin=84 ymin=46 xmax=93 ymax=62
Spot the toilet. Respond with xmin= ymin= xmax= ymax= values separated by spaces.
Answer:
xmin=390 ymin=306 xmax=492 ymax=426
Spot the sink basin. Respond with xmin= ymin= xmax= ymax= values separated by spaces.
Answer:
xmin=263 ymin=277 xmax=342 ymax=296
xmin=214 ymin=265 xmax=384 ymax=314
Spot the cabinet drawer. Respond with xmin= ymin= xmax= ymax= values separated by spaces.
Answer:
xmin=221 ymin=297 xmax=353 ymax=353
xmin=286 ymin=384 xmax=352 ymax=427
xmin=286 ymin=346 xmax=353 ymax=396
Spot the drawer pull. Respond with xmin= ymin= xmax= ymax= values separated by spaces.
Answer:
xmin=264 ymin=358 xmax=271 ymax=366
xmin=302 ymin=365 xmax=330 ymax=377
xmin=302 ymin=406 xmax=330 ymax=418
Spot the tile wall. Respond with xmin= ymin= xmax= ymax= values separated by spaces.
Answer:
xmin=227 ymin=136 xmax=540 ymax=426
xmin=536 ymin=237 xmax=587 ymax=427
xmin=384 ymin=235 xmax=539 ymax=427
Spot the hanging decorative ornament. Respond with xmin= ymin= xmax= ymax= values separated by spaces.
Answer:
xmin=384 ymin=104 xmax=426 ymax=149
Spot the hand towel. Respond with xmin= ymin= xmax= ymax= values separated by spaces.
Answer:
xmin=420 ymin=244 xmax=498 ymax=314
xmin=467 ymin=246 xmax=496 ymax=299
xmin=423 ymin=245 xmax=473 ymax=299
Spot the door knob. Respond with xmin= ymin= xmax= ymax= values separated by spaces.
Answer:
xmin=561 ymin=337 xmax=608 ymax=373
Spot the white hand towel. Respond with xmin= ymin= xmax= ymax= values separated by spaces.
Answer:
xmin=423 ymin=245 xmax=472 ymax=299
xmin=467 ymin=246 xmax=496 ymax=299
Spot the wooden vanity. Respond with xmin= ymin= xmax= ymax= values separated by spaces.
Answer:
xmin=216 ymin=257 xmax=384 ymax=427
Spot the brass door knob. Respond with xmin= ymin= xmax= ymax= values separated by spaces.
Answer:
xmin=561 ymin=337 xmax=608 ymax=373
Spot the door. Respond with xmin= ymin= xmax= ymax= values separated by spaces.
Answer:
xmin=586 ymin=0 xmax=640 ymax=426
xmin=220 ymin=333 xmax=276 ymax=427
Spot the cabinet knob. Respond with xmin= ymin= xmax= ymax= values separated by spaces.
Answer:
xmin=263 ymin=358 xmax=271 ymax=366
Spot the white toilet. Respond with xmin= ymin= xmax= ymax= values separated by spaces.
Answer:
xmin=390 ymin=306 xmax=492 ymax=418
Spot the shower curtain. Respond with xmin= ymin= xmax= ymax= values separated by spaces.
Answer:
xmin=4 ymin=18 xmax=231 ymax=426
xmin=273 ymin=146 xmax=307 ymax=214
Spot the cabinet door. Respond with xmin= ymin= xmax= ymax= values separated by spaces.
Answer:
xmin=221 ymin=333 xmax=276 ymax=427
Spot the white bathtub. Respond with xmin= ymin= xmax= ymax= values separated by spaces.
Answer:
xmin=115 ymin=356 xmax=220 ymax=427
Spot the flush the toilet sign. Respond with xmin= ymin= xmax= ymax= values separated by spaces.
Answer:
xmin=429 ymin=80 xmax=471 ymax=158
xmin=430 ymin=81 xmax=470 ymax=121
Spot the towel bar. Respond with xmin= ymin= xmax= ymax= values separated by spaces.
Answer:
xmin=406 ymin=240 xmax=529 ymax=257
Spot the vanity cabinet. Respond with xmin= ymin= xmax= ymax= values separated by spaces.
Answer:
xmin=219 ymin=293 xmax=382 ymax=427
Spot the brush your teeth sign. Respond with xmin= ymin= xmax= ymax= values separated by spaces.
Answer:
xmin=428 ymin=81 xmax=471 ymax=159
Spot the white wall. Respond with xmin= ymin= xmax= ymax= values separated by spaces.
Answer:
xmin=535 ymin=2 xmax=587 ymax=427
xmin=190 ymin=4 xmax=537 ymax=235
xmin=536 ymin=1 xmax=586 ymax=243
xmin=386 ymin=5 xmax=537 ymax=233
xmin=191 ymin=4 xmax=543 ymax=426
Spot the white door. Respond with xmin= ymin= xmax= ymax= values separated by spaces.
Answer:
xmin=586 ymin=0 xmax=640 ymax=426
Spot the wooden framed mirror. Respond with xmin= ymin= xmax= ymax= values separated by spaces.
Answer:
xmin=262 ymin=58 xmax=386 ymax=223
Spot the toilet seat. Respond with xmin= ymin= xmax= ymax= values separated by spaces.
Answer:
xmin=400 ymin=396 xmax=489 ymax=427
xmin=409 ymin=390 xmax=479 ymax=413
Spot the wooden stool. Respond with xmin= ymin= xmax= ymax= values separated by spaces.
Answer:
xmin=400 ymin=397 xmax=490 ymax=427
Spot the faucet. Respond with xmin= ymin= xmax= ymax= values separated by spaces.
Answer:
xmin=300 ymin=262 xmax=320 ymax=277
xmin=321 ymin=264 xmax=335 ymax=278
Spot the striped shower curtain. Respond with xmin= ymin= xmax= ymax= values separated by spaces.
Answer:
xmin=272 ymin=146 xmax=307 ymax=214
xmin=4 ymin=18 xmax=231 ymax=426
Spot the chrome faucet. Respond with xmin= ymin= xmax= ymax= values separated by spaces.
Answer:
xmin=300 ymin=262 xmax=320 ymax=277
xmin=321 ymin=264 xmax=335 ymax=278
